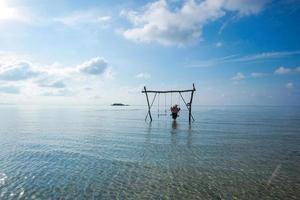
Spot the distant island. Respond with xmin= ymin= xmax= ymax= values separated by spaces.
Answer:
xmin=111 ymin=103 xmax=129 ymax=106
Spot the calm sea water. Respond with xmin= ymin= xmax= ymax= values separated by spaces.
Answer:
xmin=0 ymin=105 xmax=299 ymax=199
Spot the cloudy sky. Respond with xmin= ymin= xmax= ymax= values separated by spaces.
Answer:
xmin=0 ymin=0 xmax=300 ymax=105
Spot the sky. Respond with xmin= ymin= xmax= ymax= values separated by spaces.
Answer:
xmin=0 ymin=0 xmax=300 ymax=105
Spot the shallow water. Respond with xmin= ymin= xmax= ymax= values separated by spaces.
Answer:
xmin=0 ymin=105 xmax=299 ymax=199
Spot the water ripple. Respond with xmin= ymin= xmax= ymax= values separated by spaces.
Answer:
xmin=0 ymin=106 xmax=299 ymax=199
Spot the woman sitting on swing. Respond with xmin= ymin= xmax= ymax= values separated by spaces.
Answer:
xmin=170 ymin=104 xmax=180 ymax=120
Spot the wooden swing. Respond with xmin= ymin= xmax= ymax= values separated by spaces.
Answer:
xmin=142 ymin=84 xmax=196 ymax=123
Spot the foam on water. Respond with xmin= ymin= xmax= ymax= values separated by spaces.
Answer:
xmin=0 ymin=105 xmax=299 ymax=199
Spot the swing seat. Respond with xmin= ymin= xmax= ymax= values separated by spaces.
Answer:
xmin=158 ymin=113 xmax=167 ymax=116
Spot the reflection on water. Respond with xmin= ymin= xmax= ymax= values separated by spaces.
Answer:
xmin=0 ymin=105 xmax=299 ymax=199
xmin=171 ymin=120 xmax=178 ymax=133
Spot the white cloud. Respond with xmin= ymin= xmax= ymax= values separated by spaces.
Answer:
xmin=286 ymin=82 xmax=293 ymax=89
xmin=224 ymin=0 xmax=269 ymax=16
xmin=251 ymin=72 xmax=267 ymax=78
xmin=215 ymin=42 xmax=223 ymax=48
xmin=36 ymin=78 xmax=66 ymax=88
xmin=0 ymin=55 xmax=113 ymax=98
xmin=231 ymin=72 xmax=245 ymax=81
xmin=42 ymin=88 xmax=73 ymax=97
xmin=121 ymin=0 xmax=268 ymax=46
xmin=0 ymin=51 xmax=31 ymax=63
xmin=0 ymin=85 xmax=20 ymax=94
xmin=98 ymin=16 xmax=111 ymax=22
xmin=135 ymin=72 xmax=151 ymax=79
xmin=0 ymin=61 xmax=40 ymax=81
xmin=187 ymin=54 xmax=239 ymax=68
xmin=187 ymin=50 xmax=300 ymax=67
xmin=232 ymin=51 xmax=300 ymax=62
xmin=274 ymin=66 xmax=291 ymax=75
xmin=295 ymin=67 xmax=300 ymax=73
xmin=54 ymin=11 xmax=111 ymax=27
xmin=103 ymin=67 xmax=115 ymax=80
xmin=79 ymin=57 xmax=108 ymax=75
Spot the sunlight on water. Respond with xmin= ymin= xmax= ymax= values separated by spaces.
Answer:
xmin=0 ymin=105 xmax=299 ymax=199
xmin=0 ymin=173 xmax=7 ymax=186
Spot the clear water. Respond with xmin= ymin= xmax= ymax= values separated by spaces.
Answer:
xmin=0 ymin=105 xmax=299 ymax=199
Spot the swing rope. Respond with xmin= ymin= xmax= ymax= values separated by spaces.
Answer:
xmin=157 ymin=93 xmax=160 ymax=117
xmin=164 ymin=93 xmax=167 ymax=114
xmin=157 ymin=93 xmax=168 ymax=117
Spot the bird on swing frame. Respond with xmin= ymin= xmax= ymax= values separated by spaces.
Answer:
xmin=170 ymin=104 xmax=180 ymax=120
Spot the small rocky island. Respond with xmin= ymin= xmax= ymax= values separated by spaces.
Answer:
xmin=111 ymin=103 xmax=129 ymax=106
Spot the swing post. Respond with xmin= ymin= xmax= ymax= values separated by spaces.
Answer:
xmin=144 ymin=86 xmax=152 ymax=122
xmin=145 ymin=93 xmax=157 ymax=121
xmin=189 ymin=83 xmax=195 ymax=123
xmin=179 ymin=92 xmax=195 ymax=121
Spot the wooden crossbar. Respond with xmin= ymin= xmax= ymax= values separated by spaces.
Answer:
xmin=142 ymin=89 xmax=195 ymax=93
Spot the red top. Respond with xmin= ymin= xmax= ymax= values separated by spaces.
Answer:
xmin=171 ymin=105 xmax=180 ymax=114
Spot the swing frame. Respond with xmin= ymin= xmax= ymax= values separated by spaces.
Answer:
xmin=142 ymin=84 xmax=196 ymax=123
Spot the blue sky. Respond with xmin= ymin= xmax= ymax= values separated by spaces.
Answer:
xmin=0 ymin=0 xmax=299 ymax=105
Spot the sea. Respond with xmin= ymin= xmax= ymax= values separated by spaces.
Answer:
xmin=0 ymin=105 xmax=299 ymax=199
